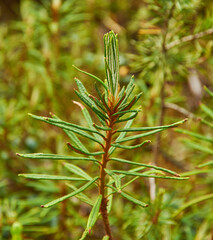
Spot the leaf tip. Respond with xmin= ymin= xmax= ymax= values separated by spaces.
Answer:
xmin=16 ymin=153 xmax=21 ymax=157
xmin=41 ymin=205 xmax=45 ymax=208
xmin=73 ymin=101 xmax=85 ymax=110
xmin=183 ymin=118 xmax=188 ymax=123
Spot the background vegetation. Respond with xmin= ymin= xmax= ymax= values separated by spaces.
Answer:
xmin=0 ymin=0 xmax=213 ymax=239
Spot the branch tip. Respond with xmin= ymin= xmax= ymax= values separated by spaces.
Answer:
xmin=73 ymin=101 xmax=85 ymax=110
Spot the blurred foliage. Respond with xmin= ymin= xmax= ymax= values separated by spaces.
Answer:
xmin=0 ymin=0 xmax=213 ymax=239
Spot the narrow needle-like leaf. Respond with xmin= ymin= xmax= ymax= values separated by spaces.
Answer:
xmin=111 ymin=140 xmax=151 ymax=150
xmin=198 ymin=161 xmax=213 ymax=168
xmin=182 ymin=139 xmax=213 ymax=155
xmin=115 ymin=110 xmax=139 ymax=123
xmin=80 ymin=195 xmax=102 ymax=240
xmin=66 ymin=183 xmax=94 ymax=206
xmin=180 ymin=169 xmax=213 ymax=177
xmin=200 ymin=103 xmax=213 ymax=119
xmin=204 ymin=86 xmax=213 ymax=97
xmin=115 ymin=129 xmax=164 ymax=143
xmin=18 ymin=174 xmax=87 ymax=181
xmin=43 ymin=115 xmax=105 ymax=138
xmin=175 ymin=128 xmax=213 ymax=143
xmin=117 ymin=119 xmax=187 ymax=132
xmin=63 ymin=162 xmax=93 ymax=180
xmin=50 ymin=113 xmax=90 ymax=154
xmin=29 ymin=113 xmax=103 ymax=145
xmin=16 ymin=153 xmax=97 ymax=162
xmin=109 ymin=116 xmax=135 ymax=155
xmin=110 ymin=157 xmax=180 ymax=176
xmin=111 ymin=170 xmax=188 ymax=180
xmin=200 ymin=119 xmax=213 ymax=129
xmin=73 ymin=65 xmax=108 ymax=90
xmin=173 ymin=193 xmax=213 ymax=218
xmin=41 ymin=177 xmax=98 ymax=208
xmin=67 ymin=142 xmax=104 ymax=156
xmin=93 ymin=123 xmax=111 ymax=131
xmin=120 ymin=192 xmax=148 ymax=208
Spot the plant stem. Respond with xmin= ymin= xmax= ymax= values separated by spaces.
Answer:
xmin=99 ymin=114 xmax=115 ymax=239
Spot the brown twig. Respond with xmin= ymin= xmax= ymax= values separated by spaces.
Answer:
xmin=166 ymin=28 xmax=213 ymax=50
xmin=99 ymin=113 xmax=116 ymax=239
xmin=164 ymin=102 xmax=195 ymax=119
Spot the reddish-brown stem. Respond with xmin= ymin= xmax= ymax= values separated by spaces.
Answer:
xmin=99 ymin=112 xmax=116 ymax=239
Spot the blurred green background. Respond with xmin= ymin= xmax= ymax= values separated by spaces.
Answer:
xmin=0 ymin=0 xmax=213 ymax=239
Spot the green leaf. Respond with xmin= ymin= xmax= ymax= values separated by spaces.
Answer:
xmin=204 ymin=86 xmax=213 ymax=97
xmin=16 ymin=153 xmax=98 ymax=162
xmin=105 ymin=169 xmax=121 ymax=192
xmin=40 ymin=114 xmax=105 ymax=138
xmin=106 ymin=179 xmax=114 ymax=213
xmin=112 ymin=109 xmax=138 ymax=117
xmin=73 ymin=101 xmax=104 ymax=143
xmin=111 ymin=140 xmax=151 ymax=150
xmin=200 ymin=103 xmax=213 ymax=119
xmin=104 ymin=31 xmax=119 ymax=95
xmin=120 ymin=75 xmax=135 ymax=107
xmin=67 ymin=142 xmax=104 ymax=156
xmin=111 ymin=170 xmax=188 ymax=180
xmin=80 ymin=195 xmax=102 ymax=240
xmin=115 ymin=129 xmax=163 ymax=143
xmin=120 ymin=191 xmax=148 ymax=208
xmin=75 ymin=78 xmax=108 ymax=120
xmin=119 ymin=92 xmax=143 ymax=112
xmin=175 ymin=128 xmax=213 ymax=143
xmin=117 ymin=119 xmax=187 ymax=132
xmin=63 ymin=163 xmax=93 ymax=180
xmin=89 ymin=95 xmax=108 ymax=113
xmin=73 ymin=65 xmax=108 ymax=90
xmin=125 ymin=75 xmax=135 ymax=94
xmin=75 ymin=90 xmax=108 ymax=122
xmin=115 ymin=110 xmax=139 ymax=123
xmin=109 ymin=116 xmax=135 ymax=155
xmin=121 ymin=177 xmax=139 ymax=190
xmin=173 ymin=193 xmax=213 ymax=218
xmin=41 ymin=177 xmax=98 ymax=208
xmin=93 ymin=124 xmax=111 ymax=131
xmin=95 ymin=83 xmax=102 ymax=99
xmin=29 ymin=113 xmax=103 ymax=145
xmin=66 ymin=183 xmax=94 ymax=206
xmin=118 ymin=86 xmax=126 ymax=99
xmin=200 ymin=119 xmax=213 ymax=129
xmin=198 ymin=161 xmax=213 ymax=168
xmin=182 ymin=139 xmax=213 ymax=155
xmin=106 ymin=167 xmax=147 ymax=193
xmin=50 ymin=113 xmax=90 ymax=154
xmin=180 ymin=169 xmax=213 ymax=177
xmin=113 ymin=91 xmax=126 ymax=110
xmin=18 ymin=174 xmax=88 ymax=181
